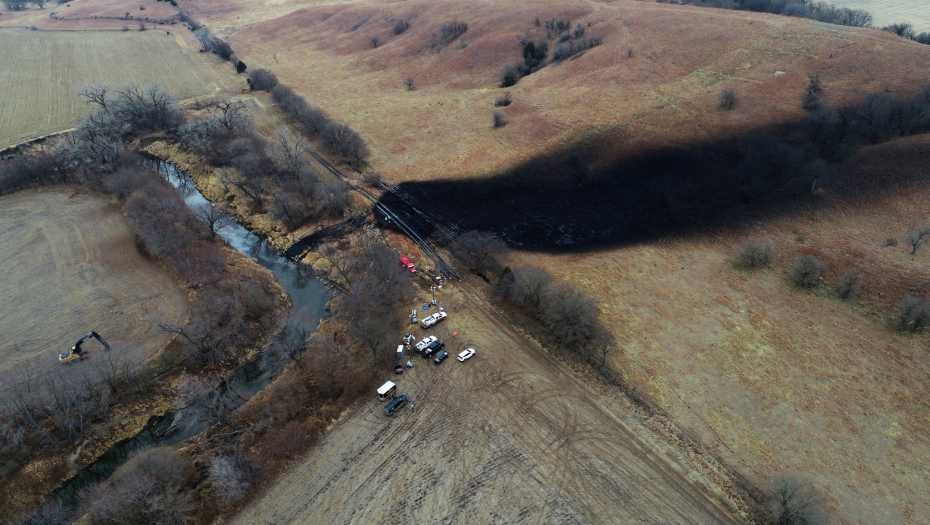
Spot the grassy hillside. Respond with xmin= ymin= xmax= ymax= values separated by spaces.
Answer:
xmin=178 ymin=1 xmax=930 ymax=523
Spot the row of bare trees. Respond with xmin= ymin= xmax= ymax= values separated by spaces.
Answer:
xmin=269 ymin=83 xmax=370 ymax=166
xmin=0 ymin=361 xmax=133 ymax=454
xmin=178 ymin=97 xmax=351 ymax=232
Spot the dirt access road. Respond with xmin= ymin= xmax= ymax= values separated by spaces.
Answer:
xmin=0 ymin=188 xmax=187 ymax=376
xmin=233 ymin=279 xmax=740 ymax=524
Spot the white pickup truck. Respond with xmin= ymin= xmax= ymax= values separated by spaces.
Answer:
xmin=420 ymin=311 xmax=447 ymax=329
xmin=415 ymin=335 xmax=438 ymax=352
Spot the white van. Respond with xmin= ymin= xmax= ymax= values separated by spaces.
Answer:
xmin=377 ymin=381 xmax=397 ymax=401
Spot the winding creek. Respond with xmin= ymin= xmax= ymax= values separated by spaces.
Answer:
xmin=56 ymin=159 xmax=330 ymax=500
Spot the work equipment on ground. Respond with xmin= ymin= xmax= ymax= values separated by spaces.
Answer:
xmin=59 ymin=331 xmax=110 ymax=363
xmin=377 ymin=381 xmax=397 ymax=401
xmin=384 ymin=395 xmax=408 ymax=416
xmin=399 ymin=255 xmax=418 ymax=276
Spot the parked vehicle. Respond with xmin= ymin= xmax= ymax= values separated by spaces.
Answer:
xmin=394 ymin=363 xmax=404 ymax=374
xmin=457 ymin=348 xmax=476 ymax=362
xmin=434 ymin=350 xmax=449 ymax=364
xmin=383 ymin=395 xmax=408 ymax=416
xmin=415 ymin=335 xmax=437 ymax=352
xmin=377 ymin=381 xmax=397 ymax=401
xmin=421 ymin=339 xmax=445 ymax=357
xmin=420 ymin=311 xmax=447 ymax=328
xmin=399 ymin=255 xmax=418 ymax=276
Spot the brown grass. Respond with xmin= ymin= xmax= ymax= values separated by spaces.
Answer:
xmin=186 ymin=0 xmax=930 ymax=185
xmin=508 ymin=136 xmax=930 ymax=525
xmin=151 ymin=1 xmax=930 ymax=522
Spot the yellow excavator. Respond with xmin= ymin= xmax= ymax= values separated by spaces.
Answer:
xmin=59 ymin=331 xmax=110 ymax=363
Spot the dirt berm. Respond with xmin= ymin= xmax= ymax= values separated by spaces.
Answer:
xmin=232 ymin=281 xmax=740 ymax=524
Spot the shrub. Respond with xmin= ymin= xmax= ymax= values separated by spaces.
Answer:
xmin=501 ymin=64 xmax=519 ymax=88
xmin=789 ymin=254 xmax=825 ymax=288
xmin=766 ymin=473 xmax=829 ymax=525
xmin=734 ymin=239 xmax=773 ymax=268
xmin=540 ymin=282 xmax=598 ymax=347
xmin=836 ymin=269 xmax=863 ymax=300
xmin=211 ymin=38 xmax=233 ymax=60
xmin=248 ymin=68 xmax=279 ymax=91
xmin=437 ymin=21 xmax=468 ymax=43
xmin=495 ymin=91 xmax=512 ymax=107
xmin=803 ymin=74 xmax=823 ymax=111
xmin=492 ymin=110 xmax=507 ymax=128
xmin=720 ymin=88 xmax=738 ymax=110
xmin=883 ymin=22 xmax=915 ymax=39
xmin=393 ymin=19 xmax=410 ymax=35
xmin=236 ymin=59 xmax=247 ymax=73
xmin=896 ymin=296 xmax=930 ymax=332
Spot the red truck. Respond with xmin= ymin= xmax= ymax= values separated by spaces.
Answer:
xmin=399 ymin=255 xmax=418 ymax=276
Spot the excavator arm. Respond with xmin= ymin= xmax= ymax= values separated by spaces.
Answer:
xmin=60 ymin=331 xmax=110 ymax=363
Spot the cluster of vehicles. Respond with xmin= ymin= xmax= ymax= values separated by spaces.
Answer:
xmin=379 ymin=271 xmax=476 ymax=417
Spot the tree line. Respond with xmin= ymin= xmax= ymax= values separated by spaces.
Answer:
xmin=657 ymin=0 xmax=930 ymax=44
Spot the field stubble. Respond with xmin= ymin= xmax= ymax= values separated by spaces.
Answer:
xmin=0 ymin=188 xmax=188 ymax=377
xmin=0 ymin=28 xmax=228 ymax=150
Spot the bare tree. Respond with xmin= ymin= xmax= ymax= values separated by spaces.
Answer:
xmin=734 ymin=239 xmax=774 ymax=268
xmin=803 ymin=74 xmax=824 ymax=111
xmin=766 ymin=473 xmax=829 ymax=525
xmin=6 ymin=499 xmax=73 ymax=525
xmin=85 ymin=447 xmax=193 ymax=525
xmin=268 ymin=127 xmax=310 ymax=178
xmin=369 ymin=35 xmax=380 ymax=48
xmin=836 ymin=269 xmax=863 ymax=300
xmin=292 ymin=107 xmax=327 ymax=137
xmin=492 ymin=110 xmax=507 ymax=128
xmin=904 ymin=225 xmax=930 ymax=255
xmin=206 ymin=98 xmax=248 ymax=133
xmin=789 ymin=254 xmax=825 ymax=288
xmin=218 ymin=167 xmax=266 ymax=207
xmin=248 ymin=68 xmax=279 ymax=91
xmin=720 ymin=88 xmax=738 ymax=110
xmin=174 ymin=375 xmax=240 ymax=431
xmin=77 ymin=84 xmax=110 ymax=110
xmin=495 ymin=91 xmax=512 ymax=107
xmin=194 ymin=203 xmax=230 ymax=242
xmin=178 ymin=117 xmax=220 ymax=155
xmin=450 ymin=230 xmax=509 ymax=271
xmin=540 ymin=282 xmax=598 ymax=347
xmin=896 ymin=296 xmax=930 ymax=332
xmin=207 ymin=447 xmax=259 ymax=505
xmin=404 ymin=76 xmax=416 ymax=91
xmin=394 ymin=19 xmax=410 ymax=35
xmin=501 ymin=265 xmax=552 ymax=312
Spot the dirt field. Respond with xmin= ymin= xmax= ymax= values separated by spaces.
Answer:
xmin=831 ymin=0 xmax=930 ymax=32
xmin=232 ymin=280 xmax=741 ymax=525
xmin=0 ymin=28 xmax=229 ymax=149
xmin=0 ymin=188 xmax=187 ymax=376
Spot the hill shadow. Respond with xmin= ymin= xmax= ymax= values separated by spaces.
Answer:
xmin=377 ymin=138 xmax=811 ymax=252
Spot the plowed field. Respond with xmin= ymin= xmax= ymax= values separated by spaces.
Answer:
xmin=0 ymin=189 xmax=187 ymax=376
